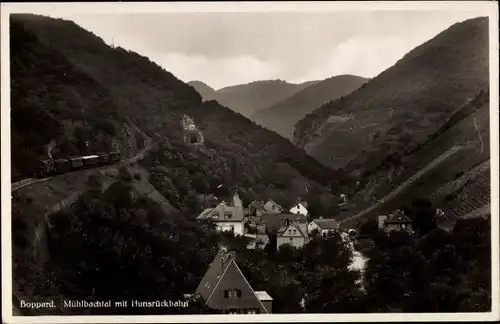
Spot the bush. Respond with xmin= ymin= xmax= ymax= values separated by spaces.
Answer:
xmin=118 ymin=166 xmax=133 ymax=182
xmin=86 ymin=171 xmax=102 ymax=190
xmin=94 ymin=119 xmax=116 ymax=136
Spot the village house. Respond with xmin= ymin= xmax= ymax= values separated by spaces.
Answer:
xmin=378 ymin=210 xmax=413 ymax=232
xmin=247 ymin=200 xmax=268 ymax=216
xmin=194 ymin=246 xmax=273 ymax=314
xmin=307 ymin=218 xmax=340 ymax=238
xmin=259 ymin=213 xmax=307 ymax=234
xmin=289 ymin=201 xmax=308 ymax=216
xmin=263 ymin=199 xmax=283 ymax=214
xmin=197 ymin=191 xmax=245 ymax=235
xmin=276 ymin=218 xmax=309 ymax=250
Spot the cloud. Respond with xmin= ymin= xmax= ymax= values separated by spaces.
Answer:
xmin=292 ymin=35 xmax=418 ymax=82
xmin=50 ymin=10 xmax=484 ymax=88
xmin=147 ymin=52 xmax=282 ymax=89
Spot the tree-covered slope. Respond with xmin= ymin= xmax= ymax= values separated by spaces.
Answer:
xmin=188 ymin=80 xmax=217 ymax=101
xmin=10 ymin=20 xmax=138 ymax=181
xmin=11 ymin=14 xmax=352 ymax=212
xmin=251 ymin=74 xmax=368 ymax=138
xmin=294 ymin=17 xmax=489 ymax=178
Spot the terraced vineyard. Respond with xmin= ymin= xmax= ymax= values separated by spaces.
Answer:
xmin=338 ymin=145 xmax=464 ymax=228
xmin=438 ymin=169 xmax=491 ymax=222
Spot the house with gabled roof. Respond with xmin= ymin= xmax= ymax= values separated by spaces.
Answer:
xmin=276 ymin=218 xmax=309 ymax=250
xmin=289 ymin=202 xmax=308 ymax=216
xmin=263 ymin=199 xmax=283 ymax=214
xmin=247 ymin=200 xmax=267 ymax=217
xmin=378 ymin=210 xmax=413 ymax=232
xmin=194 ymin=246 xmax=273 ymax=314
xmin=308 ymin=218 xmax=340 ymax=238
xmin=197 ymin=191 xmax=245 ymax=235
xmin=259 ymin=213 xmax=307 ymax=234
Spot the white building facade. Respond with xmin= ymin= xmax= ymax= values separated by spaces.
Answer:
xmin=289 ymin=203 xmax=308 ymax=216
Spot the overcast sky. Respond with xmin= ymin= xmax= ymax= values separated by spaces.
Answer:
xmin=52 ymin=10 xmax=482 ymax=89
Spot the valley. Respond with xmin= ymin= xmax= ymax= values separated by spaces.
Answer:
xmin=6 ymin=10 xmax=494 ymax=317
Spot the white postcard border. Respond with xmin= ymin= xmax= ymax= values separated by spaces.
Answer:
xmin=1 ymin=1 xmax=499 ymax=323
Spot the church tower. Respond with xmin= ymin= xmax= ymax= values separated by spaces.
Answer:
xmin=232 ymin=190 xmax=244 ymax=220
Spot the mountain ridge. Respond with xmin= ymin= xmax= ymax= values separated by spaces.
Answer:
xmin=189 ymin=78 xmax=321 ymax=117
xmin=251 ymin=74 xmax=369 ymax=138
xmin=11 ymin=13 xmax=353 ymax=212
xmin=293 ymin=16 xmax=489 ymax=176
xmin=187 ymin=81 xmax=217 ymax=101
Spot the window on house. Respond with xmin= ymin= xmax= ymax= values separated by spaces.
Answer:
xmin=290 ymin=237 xmax=293 ymax=242
xmin=323 ymin=232 xmax=327 ymax=238
xmin=228 ymin=308 xmax=237 ymax=314
xmin=230 ymin=225 xmax=234 ymax=233
xmin=402 ymin=224 xmax=406 ymax=229
xmin=234 ymin=289 xmax=242 ymax=297
xmin=293 ymin=229 xmax=297 ymax=234
xmin=225 ymin=290 xmax=235 ymax=298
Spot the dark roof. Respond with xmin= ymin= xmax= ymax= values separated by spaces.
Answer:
xmin=290 ymin=202 xmax=308 ymax=210
xmin=260 ymin=213 xmax=307 ymax=233
xmin=195 ymin=247 xmax=235 ymax=301
xmin=264 ymin=199 xmax=283 ymax=209
xmin=194 ymin=247 xmax=270 ymax=313
xmin=248 ymin=200 xmax=266 ymax=209
xmin=312 ymin=218 xmax=339 ymax=230
xmin=196 ymin=201 xmax=244 ymax=221
xmin=197 ymin=208 xmax=215 ymax=220
xmin=385 ymin=211 xmax=412 ymax=224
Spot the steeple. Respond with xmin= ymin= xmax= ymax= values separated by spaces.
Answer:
xmin=233 ymin=190 xmax=242 ymax=207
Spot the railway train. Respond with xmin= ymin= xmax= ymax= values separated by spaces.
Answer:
xmin=37 ymin=151 xmax=121 ymax=178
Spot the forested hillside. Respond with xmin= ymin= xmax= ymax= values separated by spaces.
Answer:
xmin=10 ymin=13 xmax=352 ymax=314
xmin=339 ymin=90 xmax=491 ymax=229
xmin=11 ymin=14 xmax=354 ymax=208
xmin=9 ymin=13 xmax=492 ymax=316
xmin=294 ymin=17 xmax=489 ymax=179
xmin=251 ymin=75 xmax=368 ymax=138
xmin=10 ymin=20 xmax=138 ymax=181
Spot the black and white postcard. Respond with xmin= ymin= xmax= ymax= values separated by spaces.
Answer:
xmin=1 ymin=1 xmax=499 ymax=323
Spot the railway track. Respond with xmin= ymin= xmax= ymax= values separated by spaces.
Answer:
xmin=340 ymin=145 xmax=463 ymax=228
xmin=11 ymin=122 xmax=153 ymax=193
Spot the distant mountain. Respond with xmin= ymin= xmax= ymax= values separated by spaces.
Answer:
xmin=188 ymin=81 xmax=217 ymax=101
xmin=251 ymin=75 xmax=368 ymax=138
xmin=213 ymin=79 xmax=320 ymax=117
xmin=294 ymin=17 xmax=489 ymax=176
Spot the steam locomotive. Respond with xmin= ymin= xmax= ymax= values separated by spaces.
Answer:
xmin=37 ymin=151 xmax=122 ymax=178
